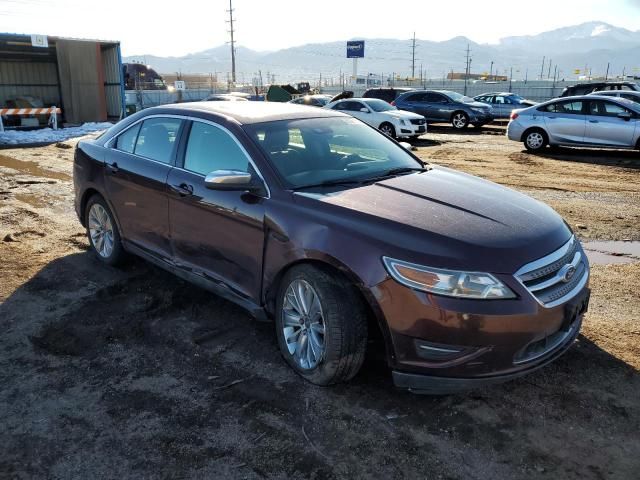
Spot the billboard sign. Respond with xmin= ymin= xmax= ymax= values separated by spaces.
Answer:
xmin=31 ymin=34 xmax=48 ymax=48
xmin=346 ymin=40 xmax=365 ymax=58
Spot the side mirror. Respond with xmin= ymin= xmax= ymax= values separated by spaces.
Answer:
xmin=399 ymin=141 xmax=414 ymax=151
xmin=204 ymin=170 xmax=259 ymax=192
xmin=360 ymin=107 xmax=370 ymax=113
xmin=617 ymin=112 xmax=632 ymax=121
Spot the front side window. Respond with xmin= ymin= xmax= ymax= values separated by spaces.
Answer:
xmin=621 ymin=93 xmax=640 ymax=103
xmin=245 ymin=117 xmax=422 ymax=189
xmin=134 ymin=117 xmax=182 ymax=163
xmin=589 ymin=101 xmax=630 ymax=117
xmin=184 ymin=121 xmax=249 ymax=176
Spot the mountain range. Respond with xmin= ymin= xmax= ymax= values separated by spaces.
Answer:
xmin=123 ymin=22 xmax=640 ymax=82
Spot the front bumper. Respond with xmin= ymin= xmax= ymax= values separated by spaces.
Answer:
xmin=392 ymin=314 xmax=583 ymax=394
xmin=370 ymin=271 xmax=589 ymax=393
xmin=469 ymin=112 xmax=494 ymax=125
xmin=397 ymin=122 xmax=427 ymax=137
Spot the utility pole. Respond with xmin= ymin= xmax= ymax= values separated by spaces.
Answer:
xmin=540 ymin=56 xmax=546 ymax=80
xmin=489 ymin=60 xmax=494 ymax=80
xmin=509 ymin=66 xmax=513 ymax=92
xmin=547 ymin=59 xmax=552 ymax=79
xmin=605 ymin=62 xmax=610 ymax=81
xmin=226 ymin=0 xmax=237 ymax=84
xmin=464 ymin=44 xmax=471 ymax=96
xmin=411 ymin=32 xmax=417 ymax=79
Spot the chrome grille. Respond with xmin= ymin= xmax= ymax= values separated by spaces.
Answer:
xmin=515 ymin=236 xmax=589 ymax=308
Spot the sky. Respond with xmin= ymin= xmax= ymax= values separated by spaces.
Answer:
xmin=1 ymin=0 xmax=639 ymax=56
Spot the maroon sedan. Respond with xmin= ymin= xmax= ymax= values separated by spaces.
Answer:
xmin=74 ymin=102 xmax=590 ymax=394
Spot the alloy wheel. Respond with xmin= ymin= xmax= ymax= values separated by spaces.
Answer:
xmin=88 ymin=203 xmax=114 ymax=258
xmin=281 ymin=279 xmax=326 ymax=370
xmin=452 ymin=113 xmax=468 ymax=129
xmin=526 ymin=132 xmax=544 ymax=150
xmin=380 ymin=124 xmax=394 ymax=136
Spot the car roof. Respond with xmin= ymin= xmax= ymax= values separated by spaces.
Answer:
xmin=538 ymin=95 xmax=640 ymax=110
xmin=156 ymin=101 xmax=346 ymax=124
xmin=476 ymin=92 xmax=516 ymax=96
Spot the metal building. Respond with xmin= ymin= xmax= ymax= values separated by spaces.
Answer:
xmin=0 ymin=33 xmax=125 ymax=125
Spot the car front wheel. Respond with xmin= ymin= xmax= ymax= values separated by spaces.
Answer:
xmin=275 ymin=264 xmax=368 ymax=386
xmin=379 ymin=122 xmax=396 ymax=138
xmin=451 ymin=112 xmax=469 ymax=129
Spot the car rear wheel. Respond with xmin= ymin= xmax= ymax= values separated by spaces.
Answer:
xmin=451 ymin=112 xmax=469 ymax=129
xmin=85 ymin=195 xmax=125 ymax=266
xmin=524 ymin=129 xmax=548 ymax=151
xmin=379 ymin=122 xmax=396 ymax=138
xmin=275 ymin=264 xmax=368 ymax=386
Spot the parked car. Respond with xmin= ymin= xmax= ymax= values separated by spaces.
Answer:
xmin=507 ymin=95 xmax=640 ymax=151
xmin=74 ymin=102 xmax=590 ymax=394
xmin=393 ymin=90 xmax=494 ymax=129
xmin=473 ymin=92 xmax=537 ymax=119
xmin=587 ymin=89 xmax=640 ymax=105
xmin=362 ymin=87 xmax=415 ymax=104
xmin=288 ymin=94 xmax=333 ymax=107
xmin=324 ymin=97 xmax=426 ymax=138
xmin=204 ymin=94 xmax=248 ymax=102
xmin=560 ymin=81 xmax=640 ymax=97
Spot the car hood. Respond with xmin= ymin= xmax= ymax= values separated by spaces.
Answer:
xmin=382 ymin=110 xmax=424 ymax=120
xmin=293 ymin=166 xmax=571 ymax=273
xmin=465 ymin=101 xmax=492 ymax=109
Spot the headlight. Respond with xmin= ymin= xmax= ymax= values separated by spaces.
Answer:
xmin=398 ymin=119 xmax=408 ymax=125
xmin=470 ymin=107 xmax=487 ymax=114
xmin=382 ymin=257 xmax=516 ymax=299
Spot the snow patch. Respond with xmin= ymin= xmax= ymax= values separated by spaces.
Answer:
xmin=591 ymin=25 xmax=611 ymax=37
xmin=0 ymin=122 xmax=113 ymax=145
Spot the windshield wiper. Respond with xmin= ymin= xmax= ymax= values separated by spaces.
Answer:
xmin=291 ymin=178 xmax=369 ymax=191
xmin=292 ymin=166 xmax=430 ymax=191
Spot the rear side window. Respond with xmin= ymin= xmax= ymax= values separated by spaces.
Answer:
xmin=424 ymin=92 xmax=447 ymax=103
xmin=184 ymin=121 xmax=249 ymax=176
xmin=115 ymin=123 xmax=141 ymax=153
xmin=543 ymin=101 xmax=584 ymax=114
xmin=134 ymin=117 xmax=182 ymax=164
xmin=403 ymin=93 xmax=425 ymax=102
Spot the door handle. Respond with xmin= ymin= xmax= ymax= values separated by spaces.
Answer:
xmin=106 ymin=162 xmax=119 ymax=174
xmin=547 ymin=116 xmax=556 ymax=119
xmin=588 ymin=120 xmax=599 ymax=123
xmin=170 ymin=183 xmax=194 ymax=196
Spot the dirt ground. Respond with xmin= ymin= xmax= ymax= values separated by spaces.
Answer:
xmin=1 ymin=126 xmax=639 ymax=479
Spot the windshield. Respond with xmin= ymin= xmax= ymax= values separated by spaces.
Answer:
xmin=244 ymin=117 xmax=422 ymax=189
xmin=362 ymin=99 xmax=397 ymax=112
xmin=444 ymin=91 xmax=474 ymax=103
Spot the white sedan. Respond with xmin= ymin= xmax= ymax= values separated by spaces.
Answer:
xmin=324 ymin=98 xmax=427 ymax=138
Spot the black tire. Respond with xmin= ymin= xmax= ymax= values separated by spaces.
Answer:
xmin=451 ymin=111 xmax=469 ymax=129
xmin=275 ymin=264 xmax=368 ymax=386
xmin=379 ymin=122 xmax=396 ymax=138
xmin=523 ymin=129 xmax=548 ymax=152
xmin=84 ymin=195 xmax=126 ymax=266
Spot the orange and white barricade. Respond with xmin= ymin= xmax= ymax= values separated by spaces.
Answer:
xmin=0 ymin=106 xmax=61 ymax=132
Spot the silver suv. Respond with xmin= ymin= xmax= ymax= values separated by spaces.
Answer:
xmin=507 ymin=95 xmax=640 ymax=152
